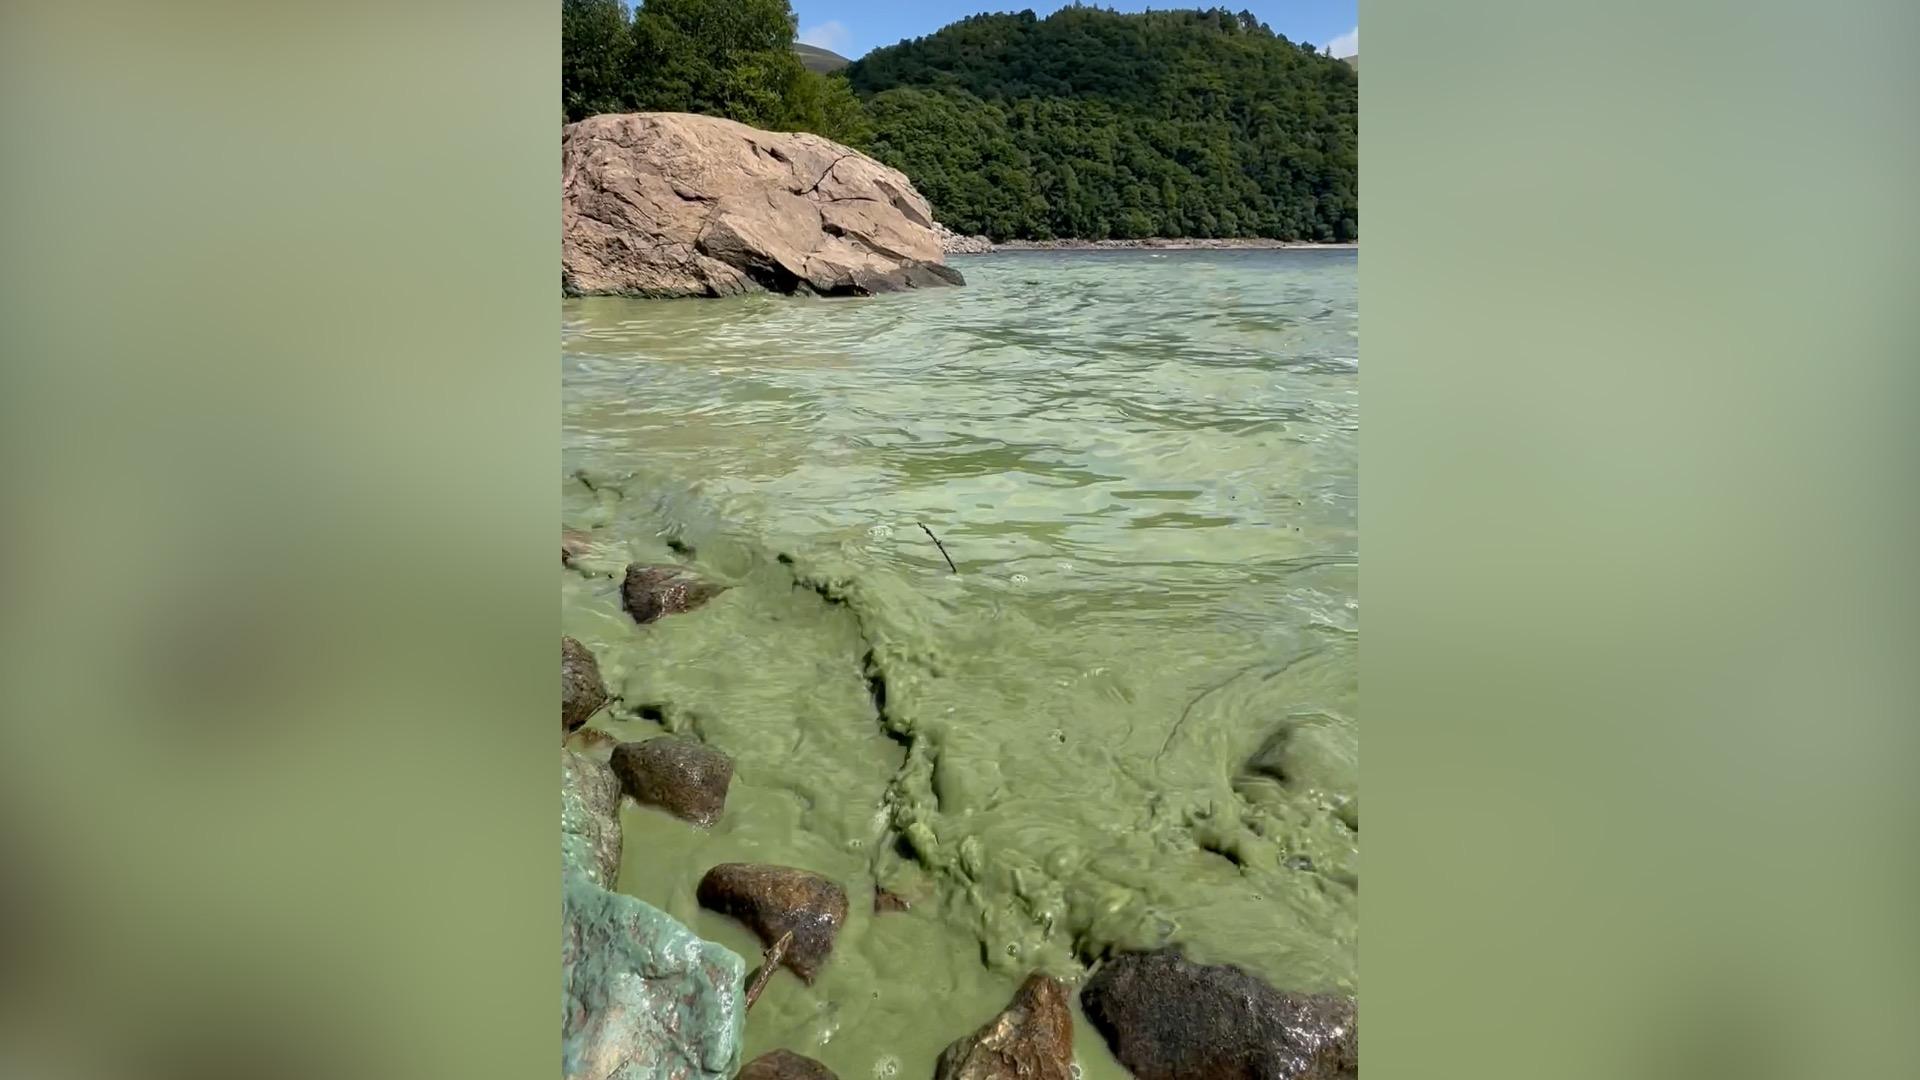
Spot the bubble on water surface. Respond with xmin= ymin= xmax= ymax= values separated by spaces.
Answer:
xmin=1010 ymin=573 xmax=1029 ymax=585
xmin=867 ymin=524 xmax=894 ymax=540
xmin=873 ymin=1055 xmax=901 ymax=1078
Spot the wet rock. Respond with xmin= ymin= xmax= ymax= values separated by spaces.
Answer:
xmin=738 ymin=1049 xmax=838 ymax=1080
xmin=622 ymin=564 xmax=723 ymax=624
xmin=696 ymin=864 xmax=848 ymax=984
xmin=561 ymin=749 xmax=622 ymax=889
xmin=1080 ymin=949 xmax=1357 ymax=1080
xmin=562 ymin=528 xmax=595 ymax=567
xmin=934 ymin=973 xmax=1075 ymax=1080
xmin=562 ymin=636 xmax=609 ymax=735
xmin=563 ymin=873 xmax=746 ymax=1080
xmin=873 ymin=885 xmax=912 ymax=914
xmin=609 ymin=736 xmax=734 ymax=827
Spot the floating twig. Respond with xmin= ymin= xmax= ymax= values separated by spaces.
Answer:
xmin=917 ymin=522 xmax=958 ymax=574
xmin=743 ymin=930 xmax=793 ymax=1011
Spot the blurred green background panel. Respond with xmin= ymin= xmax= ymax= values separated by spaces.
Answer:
xmin=1364 ymin=1 xmax=1920 ymax=1078
xmin=0 ymin=2 xmax=555 ymax=1079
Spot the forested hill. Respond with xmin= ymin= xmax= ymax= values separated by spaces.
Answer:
xmin=846 ymin=8 xmax=1357 ymax=242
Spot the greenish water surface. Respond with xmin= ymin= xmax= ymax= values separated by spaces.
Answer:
xmin=562 ymin=249 xmax=1357 ymax=1078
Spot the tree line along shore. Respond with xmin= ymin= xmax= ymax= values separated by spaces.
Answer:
xmin=563 ymin=2 xmax=1359 ymax=245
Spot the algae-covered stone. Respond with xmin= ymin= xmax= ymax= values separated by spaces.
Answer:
xmin=1080 ymin=949 xmax=1356 ymax=1080
xmin=562 ymin=873 xmax=747 ymax=1080
xmin=738 ymin=1049 xmax=838 ymax=1080
xmin=934 ymin=972 xmax=1075 ymax=1080
xmin=696 ymin=863 xmax=847 ymax=984
xmin=562 ymin=749 xmax=623 ymax=888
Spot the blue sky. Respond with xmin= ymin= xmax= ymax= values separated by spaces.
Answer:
xmin=790 ymin=2 xmax=1358 ymax=61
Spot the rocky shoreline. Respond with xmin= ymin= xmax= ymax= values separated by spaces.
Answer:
xmin=936 ymin=231 xmax=1358 ymax=255
xmin=560 ymin=533 xmax=1359 ymax=1078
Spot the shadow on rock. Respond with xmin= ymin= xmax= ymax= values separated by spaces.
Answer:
xmin=696 ymin=863 xmax=847 ymax=984
xmin=1080 ymin=949 xmax=1357 ymax=1080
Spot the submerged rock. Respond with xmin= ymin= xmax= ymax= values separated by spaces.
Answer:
xmin=622 ymin=564 xmax=723 ymax=624
xmin=695 ymin=863 xmax=848 ymax=984
xmin=562 ymin=528 xmax=595 ymax=567
xmin=609 ymin=736 xmax=734 ymax=827
xmin=562 ymin=636 xmax=609 ymax=735
xmin=738 ymin=1049 xmax=838 ymax=1080
xmin=934 ymin=973 xmax=1075 ymax=1080
xmin=563 ymin=112 xmax=965 ymax=298
xmin=563 ymin=873 xmax=746 ymax=1080
xmin=873 ymin=885 xmax=912 ymax=914
xmin=1079 ymin=949 xmax=1357 ymax=1080
xmin=561 ymin=749 xmax=623 ymax=889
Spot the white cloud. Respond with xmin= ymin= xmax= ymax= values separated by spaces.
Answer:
xmin=1325 ymin=27 xmax=1358 ymax=58
xmin=798 ymin=21 xmax=853 ymax=56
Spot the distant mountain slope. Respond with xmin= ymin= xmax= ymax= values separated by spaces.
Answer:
xmin=1343 ymin=54 xmax=1358 ymax=70
xmin=845 ymin=8 xmax=1357 ymax=242
xmin=793 ymin=41 xmax=850 ymax=74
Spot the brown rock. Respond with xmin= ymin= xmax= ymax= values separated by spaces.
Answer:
xmin=695 ymin=864 xmax=847 ymax=984
xmin=562 ymin=112 xmax=966 ymax=298
xmin=738 ymin=1050 xmax=838 ymax=1080
xmin=562 ymin=636 xmax=609 ymax=735
xmin=873 ymin=885 xmax=912 ymax=914
xmin=621 ymin=564 xmax=722 ymax=624
xmin=1079 ymin=949 xmax=1357 ymax=1080
xmin=609 ymin=736 xmax=734 ymax=827
xmin=935 ymin=973 xmax=1075 ymax=1080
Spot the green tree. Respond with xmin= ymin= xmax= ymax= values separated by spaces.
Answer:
xmin=562 ymin=0 xmax=633 ymax=122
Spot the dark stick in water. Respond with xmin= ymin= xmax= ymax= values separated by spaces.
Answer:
xmin=744 ymin=931 xmax=793 ymax=1010
xmin=918 ymin=522 xmax=958 ymax=574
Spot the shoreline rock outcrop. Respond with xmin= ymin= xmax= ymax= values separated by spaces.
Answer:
xmin=562 ymin=750 xmax=746 ymax=1080
xmin=563 ymin=112 xmax=965 ymax=298
xmin=934 ymin=222 xmax=994 ymax=255
xmin=696 ymin=863 xmax=848 ymax=984
xmin=1080 ymin=949 xmax=1357 ymax=1080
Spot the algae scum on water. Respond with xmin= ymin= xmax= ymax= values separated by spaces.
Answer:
xmin=563 ymin=249 xmax=1358 ymax=1077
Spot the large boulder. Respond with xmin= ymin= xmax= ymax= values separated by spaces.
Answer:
xmin=934 ymin=973 xmax=1075 ymax=1080
xmin=562 ymin=112 xmax=966 ymax=298
xmin=1079 ymin=949 xmax=1357 ymax=1080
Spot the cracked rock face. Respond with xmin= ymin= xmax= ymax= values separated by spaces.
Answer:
xmin=562 ymin=112 xmax=966 ymax=298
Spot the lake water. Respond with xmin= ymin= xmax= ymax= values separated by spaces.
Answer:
xmin=562 ymin=248 xmax=1357 ymax=1078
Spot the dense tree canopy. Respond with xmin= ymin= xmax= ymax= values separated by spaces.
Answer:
xmin=561 ymin=3 xmax=1358 ymax=241
xmin=848 ymin=7 xmax=1357 ymax=242
xmin=560 ymin=0 xmax=868 ymax=143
